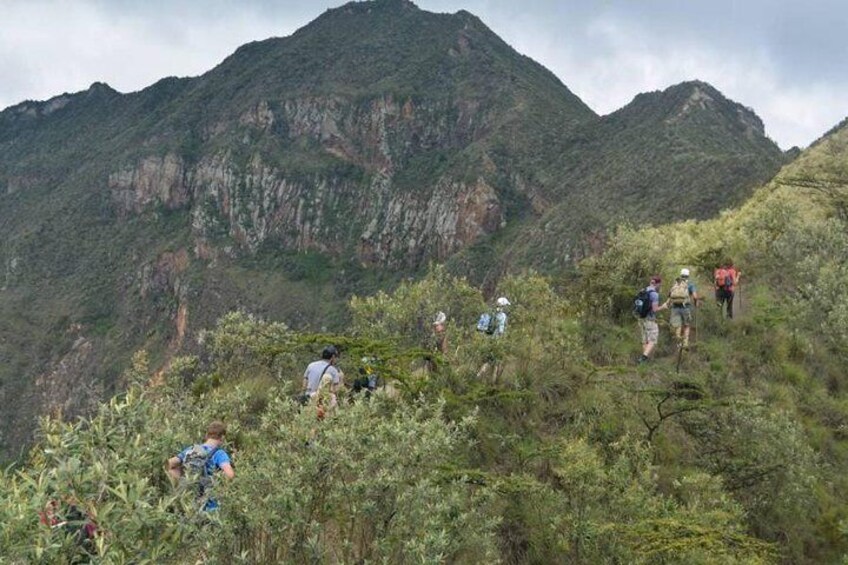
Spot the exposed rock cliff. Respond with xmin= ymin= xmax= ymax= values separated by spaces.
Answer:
xmin=109 ymin=92 xmax=507 ymax=268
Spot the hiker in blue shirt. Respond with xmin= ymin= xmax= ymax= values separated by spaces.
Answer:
xmin=638 ymin=276 xmax=668 ymax=364
xmin=167 ymin=421 xmax=234 ymax=511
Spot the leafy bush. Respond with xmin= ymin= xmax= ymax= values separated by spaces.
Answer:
xmin=0 ymin=385 xmax=498 ymax=562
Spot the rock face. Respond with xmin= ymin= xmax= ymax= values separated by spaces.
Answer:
xmin=108 ymin=94 xmax=506 ymax=268
xmin=110 ymin=154 xmax=189 ymax=214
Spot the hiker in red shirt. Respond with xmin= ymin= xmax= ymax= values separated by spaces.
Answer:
xmin=714 ymin=261 xmax=740 ymax=319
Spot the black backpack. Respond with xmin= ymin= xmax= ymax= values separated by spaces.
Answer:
xmin=633 ymin=288 xmax=654 ymax=318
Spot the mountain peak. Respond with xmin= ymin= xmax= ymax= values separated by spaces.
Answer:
xmin=618 ymin=80 xmax=767 ymax=140
xmin=312 ymin=0 xmax=420 ymax=24
xmin=87 ymin=81 xmax=116 ymax=94
xmin=342 ymin=0 xmax=419 ymax=11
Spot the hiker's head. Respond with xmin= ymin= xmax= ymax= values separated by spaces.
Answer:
xmin=650 ymin=276 xmax=662 ymax=287
xmin=322 ymin=345 xmax=339 ymax=361
xmin=496 ymin=296 xmax=511 ymax=308
xmin=205 ymin=421 xmax=227 ymax=441
xmin=680 ymin=268 xmax=690 ymax=279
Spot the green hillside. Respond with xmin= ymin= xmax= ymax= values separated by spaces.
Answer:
xmin=1 ymin=119 xmax=846 ymax=562
xmin=496 ymin=80 xmax=788 ymax=271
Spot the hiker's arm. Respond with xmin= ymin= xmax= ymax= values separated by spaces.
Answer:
xmin=219 ymin=462 xmax=235 ymax=479
xmin=330 ymin=367 xmax=341 ymax=394
xmin=166 ymin=456 xmax=183 ymax=480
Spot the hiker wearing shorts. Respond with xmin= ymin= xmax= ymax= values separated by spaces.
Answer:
xmin=639 ymin=276 xmax=668 ymax=364
xmin=669 ymin=268 xmax=699 ymax=348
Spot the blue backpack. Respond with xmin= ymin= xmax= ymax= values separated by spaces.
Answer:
xmin=476 ymin=312 xmax=497 ymax=335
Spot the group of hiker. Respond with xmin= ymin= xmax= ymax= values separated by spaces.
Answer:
xmin=141 ymin=266 xmax=744 ymax=523
xmin=635 ymin=261 xmax=740 ymax=364
xmin=161 ymin=299 xmax=517 ymax=516
xmin=44 ymin=265 xmax=752 ymax=553
xmin=159 ymin=264 xmax=743 ymax=517
xmin=159 ymin=267 xmax=741 ymax=517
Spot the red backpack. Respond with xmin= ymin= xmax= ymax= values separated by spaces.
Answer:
xmin=714 ymin=268 xmax=732 ymax=289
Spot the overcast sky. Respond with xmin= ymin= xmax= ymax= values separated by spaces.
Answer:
xmin=1 ymin=0 xmax=846 ymax=149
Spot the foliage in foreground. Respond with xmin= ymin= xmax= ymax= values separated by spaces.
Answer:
xmin=0 ymin=365 xmax=496 ymax=563
xmin=3 ymin=125 xmax=848 ymax=563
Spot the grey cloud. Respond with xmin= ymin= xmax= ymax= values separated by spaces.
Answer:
xmin=420 ymin=0 xmax=847 ymax=147
xmin=1 ymin=0 xmax=846 ymax=148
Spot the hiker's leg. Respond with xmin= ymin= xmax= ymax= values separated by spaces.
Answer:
xmin=682 ymin=309 xmax=692 ymax=346
xmin=727 ymin=291 xmax=734 ymax=319
xmin=670 ymin=310 xmax=682 ymax=342
xmin=494 ymin=362 xmax=504 ymax=381
xmin=641 ymin=320 xmax=658 ymax=358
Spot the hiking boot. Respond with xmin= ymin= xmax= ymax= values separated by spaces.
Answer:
xmin=637 ymin=355 xmax=649 ymax=365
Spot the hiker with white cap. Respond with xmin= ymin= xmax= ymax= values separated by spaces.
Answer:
xmin=668 ymin=268 xmax=699 ymax=349
xmin=494 ymin=297 xmax=510 ymax=336
xmin=476 ymin=297 xmax=511 ymax=337
xmin=475 ymin=296 xmax=512 ymax=380
xmin=432 ymin=311 xmax=448 ymax=354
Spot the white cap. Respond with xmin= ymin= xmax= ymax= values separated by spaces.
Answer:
xmin=496 ymin=296 xmax=511 ymax=307
xmin=433 ymin=311 xmax=446 ymax=325
xmin=680 ymin=268 xmax=691 ymax=277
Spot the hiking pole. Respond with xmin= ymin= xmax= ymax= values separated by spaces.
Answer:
xmin=693 ymin=306 xmax=698 ymax=348
xmin=676 ymin=340 xmax=684 ymax=374
xmin=737 ymin=280 xmax=742 ymax=318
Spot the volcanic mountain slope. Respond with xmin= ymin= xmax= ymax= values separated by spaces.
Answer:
xmin=479 ymin=80 xmax=788 ymax=271
xmin=0 ymin=0 xmax=784 ymax=459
